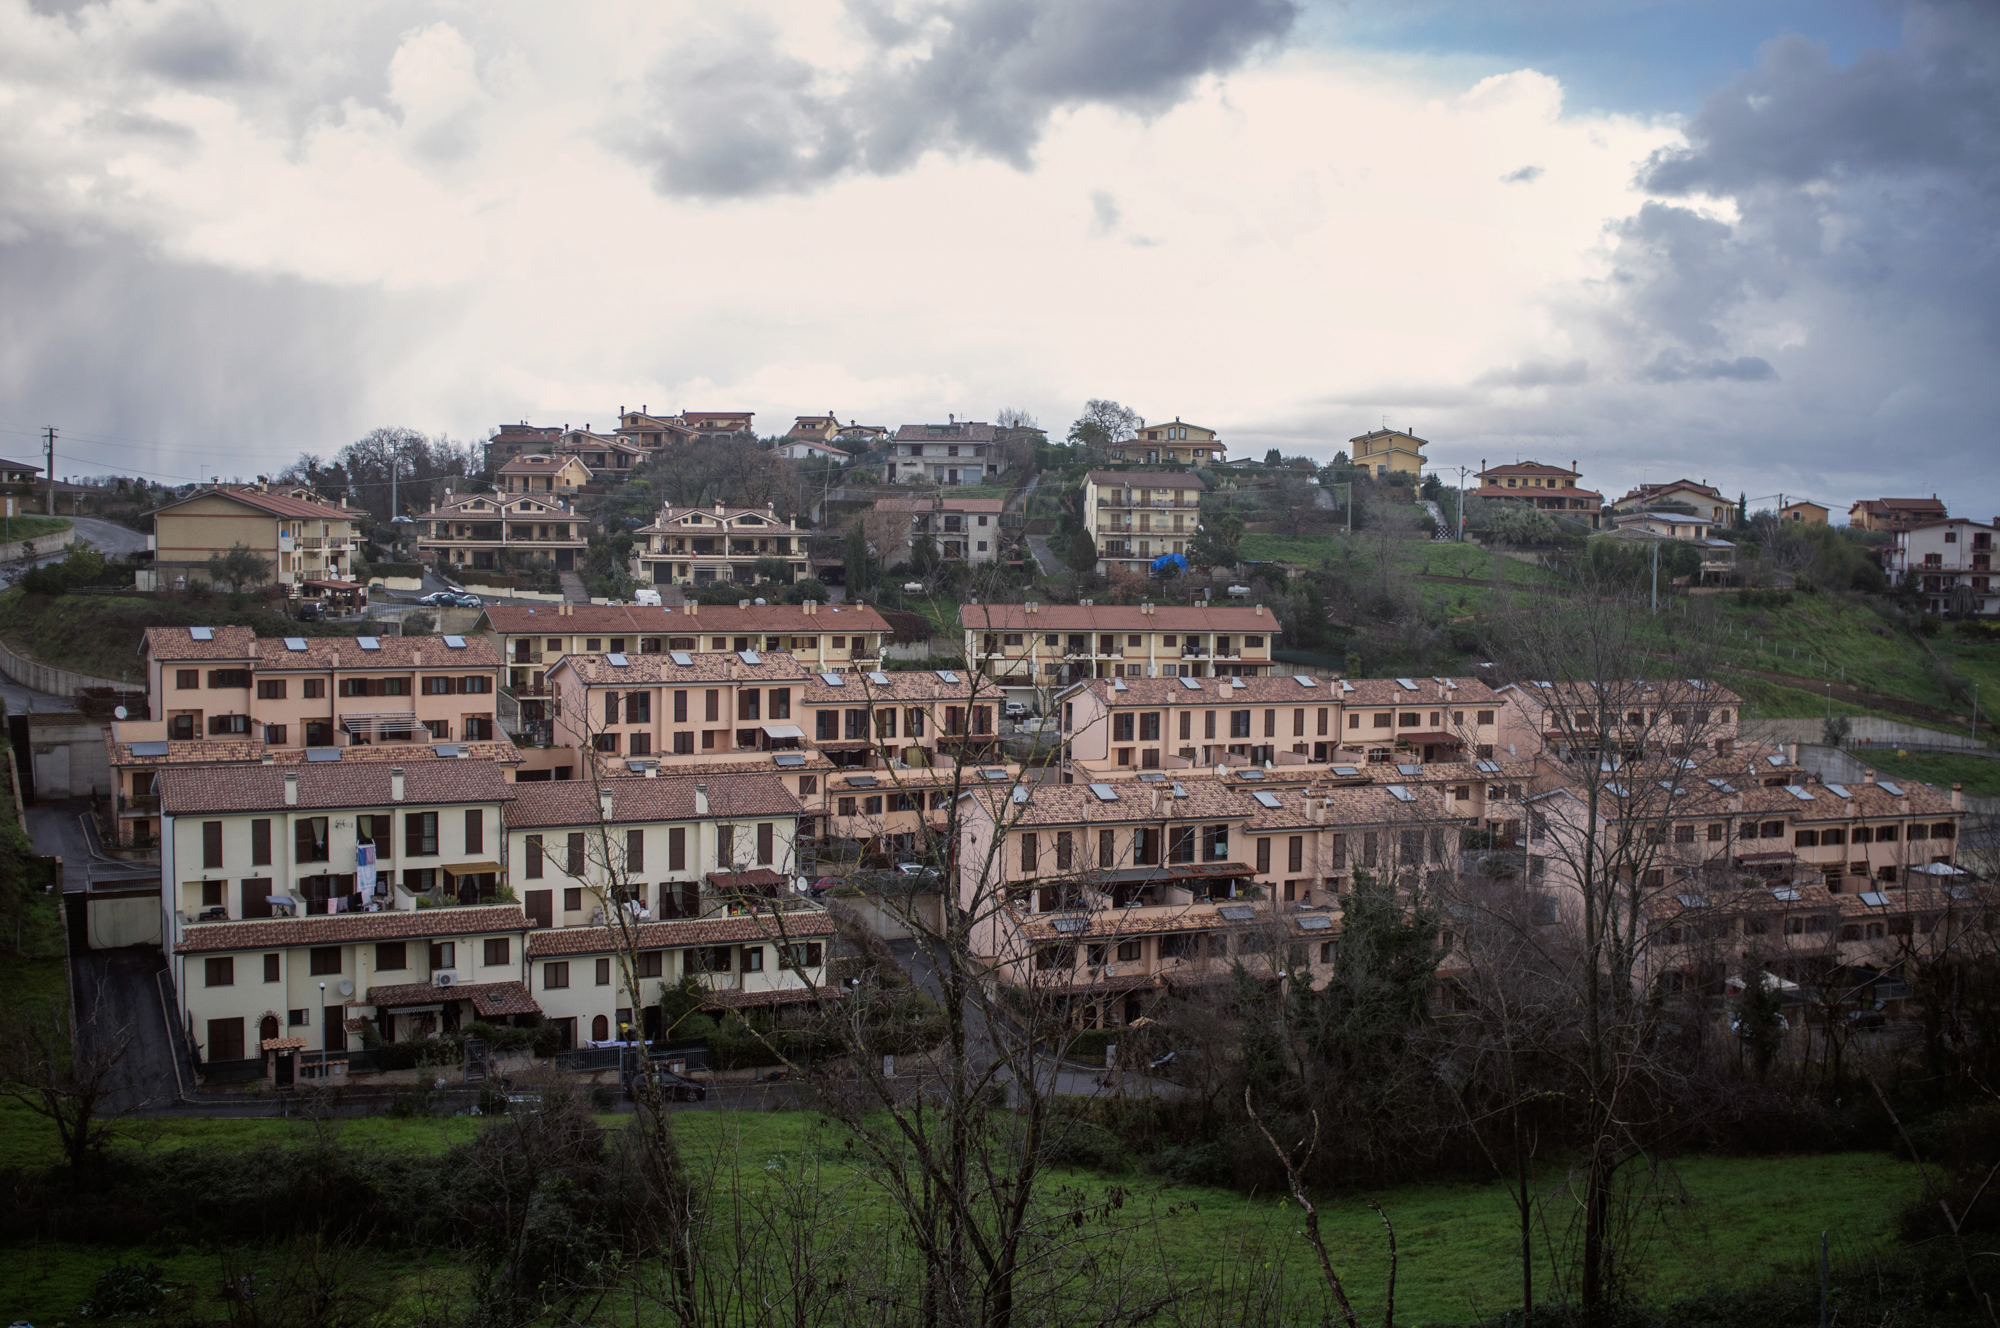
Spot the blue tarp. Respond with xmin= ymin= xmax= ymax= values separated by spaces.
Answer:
xmin=1150 ymin=552 xmax=1188 ymax=577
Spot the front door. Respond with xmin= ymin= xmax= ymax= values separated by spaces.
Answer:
xmin=274 ymin=1052 xmax=294 ymax=1087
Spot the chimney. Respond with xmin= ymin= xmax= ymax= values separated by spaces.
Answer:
xmin=1953 ymin=783 xmax=1964 ymax=810
xmin=1785 ymin=742 xmax=1798 ymax=765
xmin=644 ymin=764 xmax=659 ymax=779
xmin=1255 ymin=604 xmax=1264 ymax=616
xmin=284 ymin=771 xmax=299 ymax=806
xmin=413 ymin=649 xmax=423 ymax=666
xmin=1151 ymin=787 xmax=1161 ymax=813
xmin=391 ymin=767 xmax=406 ymax=802
xmin=739 ymin=599 xmax=752 ymax=609
xmin=1864 ymin=769 xmax=1876 ymax=784
xmin=260 ymin=751 xmax=275 ymax=766
xmin=685 ymin=601 xmax=698 ymax=616
xmin=803 ymin=599 xmax=816 ymax=615
xmin=695 ymin=783 xmax=709 ymax=815
xmin=600 ymin=788 xmax=615 ymax=822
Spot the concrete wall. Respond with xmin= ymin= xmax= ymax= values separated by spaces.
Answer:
xmin=1744 ymin=716 xmax=1988 ymax=752
xmin=0 ymin=524 xmax=77 ymax=565
xmin=28 ymin=714 xmax=112 ymax=797
xmin=89 ymin=889 xmax=164 ymax=949
xmin=1792 ymin=743 xmax=2000 ymax=816
xmin=0 ymin=635 xmax=134 ymax=694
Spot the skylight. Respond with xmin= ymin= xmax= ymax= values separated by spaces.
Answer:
xmin=738 ymin=651 xmax=761 ymax=665
xmin=1218 ymin=905 xmax=1257 ymax=922
xmin=284 ymin=637 xmax=308 ymax=652
xmin=306 ymin=747 xmax=342 ymax=762
xmin=1476 ymin=759 xmax=1500 ymax=773
xmin=1769 ymin=886 xmax=1801 ymax=902
xmin=868 ymin=671 xmax=890 ymax=686
xmin=1332 ymin=765 xmax=1361 ymax=777
xmin=1293 ymin=675 xmax=1317 ymax=688
xmin=1296 ymin=915 xmax=1333 ymax=931
xmin=190 ymin=626 xmax=213 ymax=641
xmin=1397 ymin=763 xmax=1423 ymax=776
xmin=607 ymin=653 xmax=629 ymax=668
xmin=433 ymin=744 xmax=461 ymax=757
xmin=1230 ymin=677 xmax=1246 ymax=689
xmin=1172 ymin=782 xmax=1189 ymax=798
xmin=1112 ymin=677 xmax=1128 ymax=692
xmin=820 ymin=672 xmax=845 ymax=686
xmin=1051 ymin=916 xmax=1089 ymax=934
xmin=357 ymin=637 xmax=381 ymax=651
xmin=443 ymin=635 xmax=467 ymax=649
xmin=670 ymin=651 xmax=695 ymax=666
xmin=1177 ymin=676 xmax=1203 ymax=691
xmin=1859 ymin=892 xmax=1889 ymax=908
xmin=1395 ymin=677 xmax=1418 ymax=690
xmin=983 ymin=768 xmax=1009 ymax=780
xmin=1387 ymin=785 xmax=1415 ymax=802
xmin=846 ymin=775 xmax=878 ymax=788
xmin=1137 ymin=772 xmax=1166 ymax=782
xmin=1252 ymin=791 xmax=1282 ymax=809
xmin=1339 ymin=680 xmax=1355 ymax=693
xmin=1783 ymin=785 xmax=1814 ymax=801
xmin=1824 ymin=783 xmax=1851 ymax=798
xmin=129 ymin=741 xmax=170 ymax=757
xmin=934 ymin=670 xmax=960 ymax=683
xmin=1012 ymin=786 xmax=1029 ymax=804
xmin=1237 ymin=768 xmax=1264 ymax=780
xmin=1879 ymin=781 xmax=1904 ymax=796
xmin=773 ymin=752 xmax=807 ymax=767
xmin=1088 ymin=783 xmax=1120 ymax=802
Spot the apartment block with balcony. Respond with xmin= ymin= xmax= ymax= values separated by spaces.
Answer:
xmin=498 ymin=453 xmax=593 ymax=496
xmin=961 ymin=601 xmax=1281 ymax=689
xmin=142 ymin=485 xmax=360 ymax=592
xmin=484 ymin=422 xmax=566 ymax=473
xmin=800 ymin=666 xmax=1013 ymax=770
xmin=1129 ymin=418 xmax=1227 ymax=466
xmin=548 ymin=650 xmax=818 ymax=766
xmin=1848 ymin=496 xmax=1947 ymax=533
xmin=416 ymin=492 xmax=589 ymax=572
xmin=1608 ymin=479 xmax=1735 ymax=528
xmin=890 ymin=421 xmax=998 ymax=484
xmin=1491 ymin=678 xmax=1744 ymax=764
xmin=873 ymin=495 xmax=1007 ymax=564
xmin=1885 ymin=518 xmax=1998 ymax=615
xmin=614 ymin=408 xmax=699 ymax=451
xmin=630 ymin=503 xmax=810 ymax=586
xmin=1472 ymin=460 xmax=1603 ymax=529
xmin=1081 ymin=470 xmax=1206 ymax=575
xmin=1349 ymin=428 xmax=1428 ymax=479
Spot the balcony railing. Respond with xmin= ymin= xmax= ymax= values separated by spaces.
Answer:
xmin=117 ymin=792 xmax=160 ymax=817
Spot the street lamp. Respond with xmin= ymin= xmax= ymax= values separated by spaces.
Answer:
xmin=318 ymin=981 xmax=327 ymax=1081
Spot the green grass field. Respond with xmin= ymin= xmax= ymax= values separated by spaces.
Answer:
xmin=1841 ymin=748 xmax=2000 ymax=799
xmin=0 ymin=587 xmax=367 ymax=684
xmin=0 ymin=515 xmax=73 ymax=543
xmin=0 ymin=1096 xmax=1922 ymax=1327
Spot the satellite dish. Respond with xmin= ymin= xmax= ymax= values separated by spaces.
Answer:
xmin=114 ymin=706 xmax=128 ymax=720
xmin=338 ymin=979 xmax=355 ymax=997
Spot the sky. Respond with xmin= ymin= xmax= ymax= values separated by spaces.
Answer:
xmin=0 ymin=0 xmax=1993 ymax=514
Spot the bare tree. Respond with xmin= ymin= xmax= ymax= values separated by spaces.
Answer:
xmin=1 ymin=990 xmax=149 ymax=1170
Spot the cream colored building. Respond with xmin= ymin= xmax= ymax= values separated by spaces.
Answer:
xmin=629 ymin=503 xmax=811 ymax=586
xmin=1129 ymin=418 xmax=1226 ymax=466
xmin=1082 ymin=470 xmax=1206 ymax=575
xmin=961 ymin=601 xmax=1280 ymax=688
xmin=145 ymin=485 xmax=360 ymax=592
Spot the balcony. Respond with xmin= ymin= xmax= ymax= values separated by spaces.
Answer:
xmin=117 ymin=792 xmax=160 ymax=817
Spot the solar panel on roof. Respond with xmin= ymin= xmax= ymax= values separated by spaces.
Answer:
xmin=773 ymin=752 xmax=807 ymax=767
xmin=1784 ymin=784 xmax=1814 ymax=801
xmin=846 ymin=774 xmax=878 ymax=788
xmin=1879 ymin=781 xmax=1904 ymax=796
xmin=1219 ymin=905 xmax=1256 ymax=921
xmin=432 ymin=744 xmax=461 ymax=757
xmin=1332 ymin=765 xmax=1361 ymax=777
xmin=285 ymin=637 xmax=308 ymax=651
xmin=607 ymin=653 xmax=629 ymax=667
xmin=1172 ymin=782 xmax=1189 ymax=798
xmin=1860 ymin=892 xmax=1889 ymax=908
xmin=306 ymin=747 xmax=342 ymax=762
xmin=130 ymin=741 xmax=170 ymax=757
xmin=1825 ymin=783 xmax=1851 ymax=798
xmin=820 ymin=672 xmax=844 ymax=686
xmin=1293 ymin=675 xmax=1317 ymax=687
xmin=1112 ymin=677 xmax=1128 ymax=692
xmin=867 ymin=671 xmax=890 ymax=686
xmin=670 ymin=651 xmax=695 ymax=666
xmin=1397 ymin=763 xmax=1423 ymax=776
xmin=1767 ymin=754 xmax=1786 ymax=766
xmin=1237 ymin=768 xmax=1264 ymax=780
xmin=1386 ymin=785 xmax=1415 ymax=802
xmin=1676 ymin=893 xmax=1707 ymax=908
xmin=1297 ymin=914 xmax=1333 ymax=931
xmin=935 ymin=670 xmax=959 ymax=683
xmin=1178 ymin=676 xmax=1203 ymax=691
xmin=1138 ymin=771 xmax=1166 ymax=782
xmin=1052 ymin=916 xmax=1089 ymax=934
xmin=1230 ymin=677 xmax=1246 ymax=689
xmin=1395 ymin=677 xmax=1418 ymax=690
xmin=1252 ymin=790 xmax=1282 ymax=808
xmin=443 ymin=635 xmax=467 ymax=649
xmin=1088 ymin=783 xmax=1119 ymax=802
xmin=1476 ymin=759 xmax=1500 ymax=773
xmin=190 ymin=626 xmax=214 ymax=641
xmin=738 ymin=651 xmax=761 ymax=665
xmin=1339 ymin=679 xmax=1355 ymax=692
xmin=1770 ymin=886 xmax=1801 ymax=901
xmin=1012 ymin=786 xmax=1029 ymax=804
xmin=357 ymin=637 xmax=380 ymax=650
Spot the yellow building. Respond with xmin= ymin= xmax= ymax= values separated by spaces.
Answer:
xmin=144 ymin=485 xmax=360 ymax=592
xmin=1349 ymin=428 xmax=1428 ymax=478
xmin=1130 ymin=418 xmax=1226 ymax=466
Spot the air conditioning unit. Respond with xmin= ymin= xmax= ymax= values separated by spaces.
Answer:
xmin=433 ymin=971 xmax=458 ymax=987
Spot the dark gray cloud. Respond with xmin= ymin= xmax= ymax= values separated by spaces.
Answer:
xmin=129 ymin=3 xmax=260 ymax=84
xmin=1499 ymin=164 xmax=1542 ymax=183
xmin=1641 ymin=352 xmax=1774 ymax=383
xmin=626 ymin=0 xmax=1297 ymax=197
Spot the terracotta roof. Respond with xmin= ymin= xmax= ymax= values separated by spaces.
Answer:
xmin=1853 ymin=498 xmax=1947 ymax=515
xmin=1613 ymin=480 xmax=1727 ymax=504
xmin=506 ymin=773 xmax=802 ymax=828
xmin=700 ymin=986 xmax=843 ymax=1010
xmin=480 ymin=603 xmax=888 ymax=639
xmin=708 ymin=868 xmax=788 ymax=890
xmin=1324 ymin=677 xmax=1502 ymax=707
xmin=141 ymin=625 xmax=260 ymax=661
xmin=1069 ymin=675 xmax=1475 ymax=708
xmin=550 ymin=651 xmax=814 ymax=686
xmin=800 ymin=669 xmax=1008 ymax=704
xmin=367 ymin=979 xmax=541 ymax=1017
xmin=497 ymin=454 xmax=590 ymax=474
xmin=157 ymin=761 xmax=513 ymax=815
xmin=894 ymin=422 xmax=997 ymax=442
xmin=255 ymin=634 xmax=501 ymax=671
xmin=106 ymin=731 xmax=523 ymax=770
xmin=1087 ymin=470 xmax=1209 ymax=491
xmin=1494 ymin=679 xmax=1743 ymax=710
xmin=149 ymin=485 xmax=355 ymax=523
xmin=636 ymin=505 xmax=804 ymax=534
xmin=1471 ymin=484 xmax=1604 ymax=501
xmin=428 ymin=492 xmax=572 ymax=517
xmin=1477 ymin=461 xmax=1579 ymax=478
xmin=874 ymin=497 xmax=1007 ymax=513
xmin=175 ymin=905 xmax=528 ymax=954
xmin=525 ymin=911 xmax=837 ymax=957
xmin=591 ymin=751 xmax=834 ymax=780
xmin=960 ymin=604 xmax=1280 ymax=634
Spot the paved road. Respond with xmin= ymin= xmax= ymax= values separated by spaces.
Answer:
xmin=1026 ymin=533 xmax=1059 ymax=577
xmin=29 ymin=798 xmax=157 ymax=892
xmin=71 ymin=944 xmax=187 ymax=1112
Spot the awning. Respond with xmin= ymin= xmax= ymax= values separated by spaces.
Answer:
xmin=1396 ymin=732 xmax=1463 ymax=745
xmin=815 ymin=740 xmax=874 ymax=752
xmin=707 ymin=868 xmax=788 ymax=891
xmin=761 ymin=724 xmax=805 ymax=740
xmin=260 ymin=1037 xmax=309 ymax=1052
xmin=1735 ymin=851 xmax=1796 ymax=865
xmin=443 ymin=861 xmax=503 ymax=878
xmin=367 ymin=980 xmax=542 ymax=1019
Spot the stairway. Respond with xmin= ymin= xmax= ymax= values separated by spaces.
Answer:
xmin=1420 ymin=499 xmax=1454 ymax=541
xmin=558 ymin=571 xmax=589 ymax=604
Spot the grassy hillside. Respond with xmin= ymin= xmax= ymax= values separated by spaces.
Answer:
xmin=1849 ymin=748 xmax=2000 ymax=798
xmin=0 ymin=1099 xmax=1922 ymax=1327
xmin=0 ymin=515 xmax=72 ymax=542
xmin=0 ymin=587 xmax=366 ymax=684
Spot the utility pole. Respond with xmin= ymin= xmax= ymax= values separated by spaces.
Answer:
xmin=1650 ymin=539 xmax=1658 ymax=615
xmin=1456 ymin=464 xmax=1471 ymax=540
xmin=43 ymin=426 xmax=56 ymax=515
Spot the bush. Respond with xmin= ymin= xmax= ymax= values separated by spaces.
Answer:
xmin=1043 ymin=1122 xmax=1132 ymax=1174
xmin=79 ymin=1260 xmax=171 ymax=1318
xmin=784 ymin=578 xmax=828 ymax=603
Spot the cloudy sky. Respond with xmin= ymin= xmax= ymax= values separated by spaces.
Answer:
xmin=0 ymin=0 xmax=1993 ymax=512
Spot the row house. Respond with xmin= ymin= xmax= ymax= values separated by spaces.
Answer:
xmin=961 ymin=601 xmax=1281 ymax=688
xmin=480 ymin=601 xmax=890 ymax=722
xmin=1081 ymin=470 xmax=1206 ymax=575
xmin=814 ymin=763 xmax=1020 ymax=863
xmin=799 ymin=667 xmax=1015 ymax=770
xmin=549 ymin=650 xmax=817 ymax=763
xmin=615 ymin=408 xmax=700 ymax=450
xmin=1885 ymin=518 xmax=1998 ymax=616
xmin=136 ymin=626 xmax=502 ymax=750
xmin=1848 ymin=496 xmax=1947 ymax=533
xmin=498 ymin=453 xmax=593 ymax=496
xmin=415 ymin=491 xmax=589 ymax=573
xmin=1493 ymin=679 xmax=1743 ymax=762
xmin=142 ymin=484 xmax=360 ymax=593
xmin=873 ymin=495 xmax=1007 ymax=565
xmin=629 ymin=502 xmax=810 ymax=586
xmin=485 ymin=422 xmax=566 ymax=472
xmin=1302 ymin=676 xmax=1502 ymax=765
xmin=958 ymin=775 xmax=1470 ymax=1025
xmin=890 ymin=421 xmax=999 ymax=484
xmin=1472 ymin=460 xmax=1603 ymax=529
xmin=681 ymin=410 xmax=755 ymax=435
xmin=1128 ymin=418 xmax=1227 ymax=467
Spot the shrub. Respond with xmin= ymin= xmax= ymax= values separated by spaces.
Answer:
xmin=79 ymin=1261 xmax=171 ymax=1318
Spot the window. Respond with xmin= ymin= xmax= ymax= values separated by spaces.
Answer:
xmin=758 ymin=822 xmax=775 ymax=865
xmin=484 ymin=938 xmax=511 ymax=967
xmin=205 ymin=956 xmax=234 ymax=987
xmin=1114 ymin=713 xmax=1134 ymax=742
xmin=625 ymin=691 xmax=652 ymax=724
xmin=429 ymin=942 xmax=455 ymax=969
xmin=1372 ymin=713 xmax=1391 ymax=728
xmin=261 ymin=952 xmax=280 ymax=982
xmin=1289 ymin=835 xmax=1304 ymax=872
xmin=781 ymin=943 xmax=824 ymax=970
xmin=376 ymin=942 xmax=407 ymax=970
xmin=705 ymin=689 xmax=720 ymax=722
xmin=207 ymin=1017 xmax=245 ymax=1063
xmin=176 ymin=669 xmax=199 ymax=690
xmin=1203 ymin=824 xmax=1229 ymax=860
xmin=595 ymin=957 xmax=612 ymax=986
xmin=563 ymin=887 xmax=582 ymax=912
xmin=668 ymin=826 xmax=686 ymax=871
xmin=525 ymin=835 xmax=543 ymax=879
xmin=302 ymin=678 xmax=325 ymax=699
xmin=718 ymin=824 xmax=735 ymax=867
xmin=202 ymin=820 xmax=223 ymax=869
xmin=1020 ymin=833 xmax=1038 ymax=871
xmin=627 ymin=829 xmax=644 ymax=872
xmin=201 ymin=667 xmax=247 ymax=689
xmin=309 ymin=947 xmax=343 ymax=976
xmin=405 ymin=812 xmax=438 ymax=857
xmin=567 ymin=832 xmax=585 ymax=874
xmin=465 ymin=809 xmax=483 ymax=854
xmin=544 ymin=961 xmax=570 ymax=989
xmin=1230 ymin=710 xmax=1251 ymax=739
xmin=296 ymin=817 xmax=330 ymax=863
xmin=1099 ymin=829 xmax=1115 ymax=868
xmin=1256 ymin=837 xmax=1271 ymax=873
xmin=257 ymin=679 xmax=286 ymax=700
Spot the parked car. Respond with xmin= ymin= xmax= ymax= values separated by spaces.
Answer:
xmin=894 ymin=862 xmax=939 ymax=882
xmin=294 ymin=600 xmax=326 ymax=622
xmin=448 ymin=593 xmax=482 ymax=608
xmin=1004 ymin=701 xmax=1030 ymax=720
xmin=808 ymin=876 xmax=843 ymax=896
xmin=625 ymin=1066 xmax=709 ymax=1103
xmin=418 ymin=590 xmax=457 ymax=606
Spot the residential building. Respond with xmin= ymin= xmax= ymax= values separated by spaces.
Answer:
xmin=0 ymin=457 xmax=42 ymax=486
xmin=554 ymin=429 xmax=644 ymax=478
xmin=1779 ymin=501 xmax=1830 ymax=526
xmin=784 ymin=415 xmax=840 ymax=443
xmin=1491 ymin=679 xmax=1745 ymax=763
xmin=1609 ymin=479 xmax=1734 ymax=528
xmin=628 ymin=502 xmax=810 ymax=586
xmin=498 ymin=453 xmax=593 ymax=496
xmin=160 ymin=760 xmax=523 ymax=1070
xmin=485 ymin=423 xmax=566 ymax=474
xmin=1885 ymin=518 xmax=1998 ymax=615
xmin=478 ymin=601 xmax=890 ymax=725
xmin=1472 ymin=460 xmax=1604 ymax=529
xmin=1131 ymin=419 xmax=1226 ymax=466
xmin=415 ymin=491 xmax=589 ymax=573
xmin=961 ymin=601 xmax=1281 ymax=687
xmin=1081 ymin=470 xmax=1206 ymax=576
xmin=683 ymin=411 xmax=755 ymax=435
xmin=799 ymin=666 xmax=1013 ymax=770
xmin=835 ymin=423 xmax=890 ymax=446
xmin=1349 ymin=428 xmax=1428 ymax=479
xmin=616 ymin=408 xmax=699 ymax=452
xmin=1607 ymin=512 xmax=1737 ymax=583
xmin=1848 ymin=496 xmax=1947 ymax=532
xmin=548 ymin=650 xmax=817 ymax=763
xmin=957 ymin=773 xmax=1470 ymax=1025
xmin=143 ymin=484 xmax=360 ymax=592
xmin=775 ymin=440 xmax=851 ymax=463
xmin=890 ymin=421 xmax=998 ymax=484
xmin=874 ymin=494 xmax=1007 ymax=565
xmin=1061 ymin=673 xmax=1504 ymax=771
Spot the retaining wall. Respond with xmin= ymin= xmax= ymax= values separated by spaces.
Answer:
xmin=0 ymin=524 xmax=76 ymax=565
xmin=1744 ymin=716 xmax=1987 ymax=752
xmin=1793 ymin=743 xmax=2000 ymax=817
xmin=0 ymin=633 xmax=134 ymax=695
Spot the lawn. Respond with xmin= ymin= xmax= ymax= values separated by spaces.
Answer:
xmin=1842 ymin=748 xmax=2000 ymax=799
xmin=0 ymin=587 xmax=366 ymax=684
xmin=0 ymin=1096 xmax=1923 ymax=1327
xmin=0 ymin=514 xmax=73 ymax=543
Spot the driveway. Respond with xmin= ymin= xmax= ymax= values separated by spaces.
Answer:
xmin=1025 ymin=533 xmax=1059 ymax=578
xmin=70 ymin=943 xmax=187 ymax=1112
xmin=27 ymin=798 xmax=158 ymax=892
